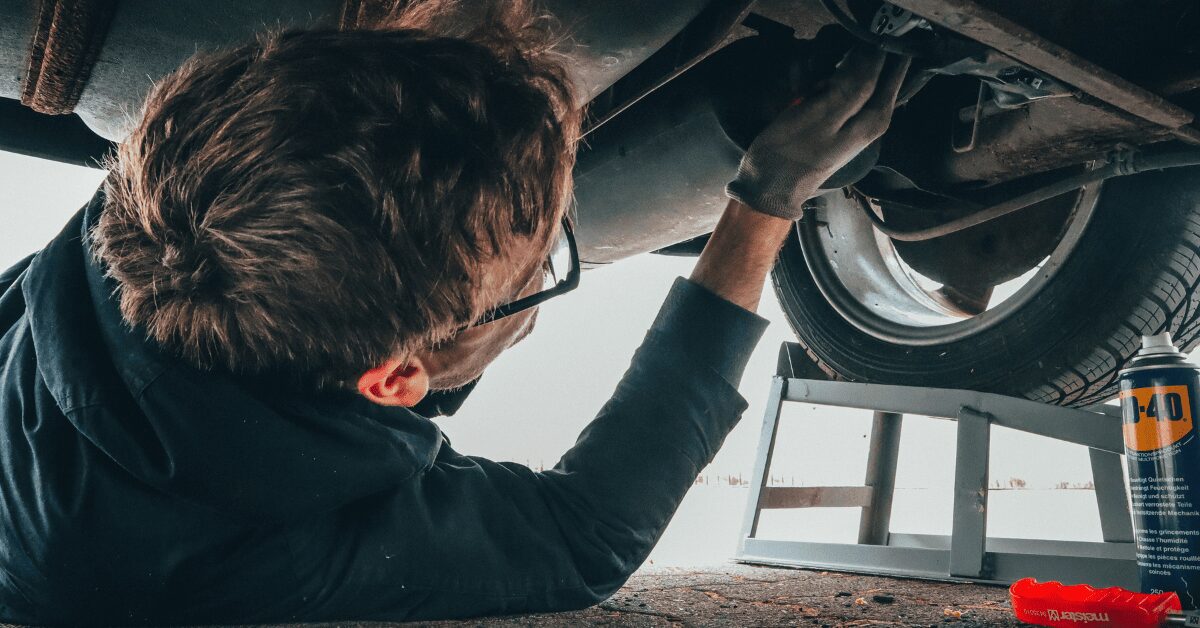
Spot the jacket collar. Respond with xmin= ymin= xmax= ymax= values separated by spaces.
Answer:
xmin=21 ymin=189 xmax=444 ymax=521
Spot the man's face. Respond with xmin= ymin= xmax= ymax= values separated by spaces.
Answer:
xmin=413 ymin=234 xmax=551 ymax=391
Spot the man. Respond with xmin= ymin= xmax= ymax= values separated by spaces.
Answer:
xmin=0 ymin=2 xmax=906 ymax=624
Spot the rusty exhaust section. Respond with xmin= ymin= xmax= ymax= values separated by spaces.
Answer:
xmin=19 ymin=0 xmax=117 ymax=116
xmin=886 ymin=0 xmax=1200 ymax=145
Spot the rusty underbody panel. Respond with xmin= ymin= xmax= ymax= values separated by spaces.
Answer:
xmin=760 ymin=0 xmax=1200 ymax=187
xmin=888 ymin=0 xmax=1198 ymax=187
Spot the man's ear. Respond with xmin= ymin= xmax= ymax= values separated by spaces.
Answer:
xmin=357 ymin=356 xmax=430 ymax=407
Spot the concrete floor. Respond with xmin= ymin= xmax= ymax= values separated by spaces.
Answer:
xmin=0 ymin=565 xmax=1024 ymax=627
xmin=411 ymin=564 xmax=1024 ymax=627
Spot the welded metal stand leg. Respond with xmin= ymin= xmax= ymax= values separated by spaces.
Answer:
xmin=950 ymin=408 xmax=991 ymax=579
xmin=1089 ymin=447 xmax=1134 ymax=543
xmin=740 ymin=377 xmax=787 ymax=549
xmin=858 ymin=411 xmax=903 ymax=545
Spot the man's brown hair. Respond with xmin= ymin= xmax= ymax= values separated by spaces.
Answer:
xmin=93 ymin=2 xmax=581 ymax=387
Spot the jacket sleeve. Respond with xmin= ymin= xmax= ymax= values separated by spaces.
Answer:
xmin=282 ymin=278 xmax=769 ymax=622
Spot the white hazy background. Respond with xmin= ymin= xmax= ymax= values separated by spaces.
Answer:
xmin=1 ymin=151 xmax=1159 ymax=570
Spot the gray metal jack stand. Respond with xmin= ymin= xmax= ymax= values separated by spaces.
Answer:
xmin=735 ymin=343 xmax=1138 ymax=588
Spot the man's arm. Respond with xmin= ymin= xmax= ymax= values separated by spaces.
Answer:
xmin=278 ymin=49 xmax=909 ymax=623
xmin=284 ymin=299 xmax=762 ymax=620
xmin=691 ymin=199 xmax=794 ymax=312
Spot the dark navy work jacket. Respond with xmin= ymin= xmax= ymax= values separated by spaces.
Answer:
xmin=0 ymin=191 xmax=766 ymax=625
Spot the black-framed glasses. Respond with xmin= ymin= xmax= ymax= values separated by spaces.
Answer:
xmin=466 ymin=218 xmax=580 ymax=328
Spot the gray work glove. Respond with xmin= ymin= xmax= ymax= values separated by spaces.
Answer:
xmin=727 ymin=48 xmax=911 ymax=220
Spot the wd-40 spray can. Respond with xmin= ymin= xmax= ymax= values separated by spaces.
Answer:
xmin=1120 ymin=332 xmax=1200 ymax=607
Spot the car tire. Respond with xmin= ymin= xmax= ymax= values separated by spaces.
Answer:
xmin=772 ymin=167 xmax=1200 ymax=406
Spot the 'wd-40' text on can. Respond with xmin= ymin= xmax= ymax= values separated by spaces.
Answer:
xmin=1120 ymin=332 xmax=1200 ymax=607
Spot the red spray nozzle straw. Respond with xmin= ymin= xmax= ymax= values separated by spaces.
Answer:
xmin=1009 ymin=578 xmax=1182 ymax=627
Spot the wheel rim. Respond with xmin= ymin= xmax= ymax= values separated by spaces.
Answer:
xmin=798 ymin=184 xmax=1102 ymax=346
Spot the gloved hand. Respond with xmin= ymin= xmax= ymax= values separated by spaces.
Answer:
xmin=726 ymin=47 xmax=910 ymax=220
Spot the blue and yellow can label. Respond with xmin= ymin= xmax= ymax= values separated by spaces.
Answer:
xmin=1120 ymin=384 xmax=1195 ymax=452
